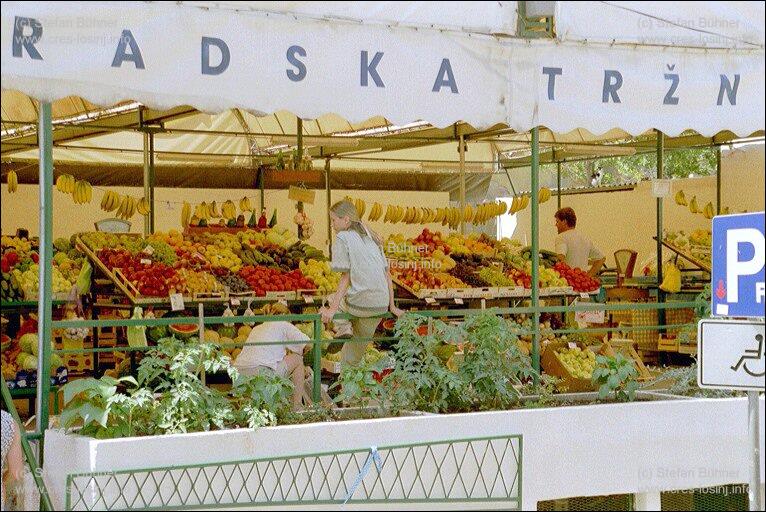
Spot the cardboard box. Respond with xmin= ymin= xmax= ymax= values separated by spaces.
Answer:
xmin=541 ymin=341 xmax=595 ymax=393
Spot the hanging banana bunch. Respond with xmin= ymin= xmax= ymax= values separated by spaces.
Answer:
xmin=55 ymin=174 xmax=76 ymax=194
xmin=180 ymin=201 xmax=192 ymax=227
xmin=100 ymin=190 xmax=122 ymax=213
xmin=239 ymin=196 xmax=252 ymax=213
xmin=136 ymin=197 xmax=151 ymax=216
xmin=72 ymin=180 xmax=92 ymax=204
xmin=6 ymin=170 xmax=18 ymax=193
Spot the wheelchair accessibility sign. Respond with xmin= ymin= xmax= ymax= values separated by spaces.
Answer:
xmin=698 ymin=319 xmax=765 ymax=391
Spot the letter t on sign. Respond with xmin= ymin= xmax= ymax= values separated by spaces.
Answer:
xmin=542 ymin=67 xmax=562 ymax=100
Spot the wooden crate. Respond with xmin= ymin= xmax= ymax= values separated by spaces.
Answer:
xmin=541 ymin=341 xmax=595 ymax=393
xmin=657 ymin=336 xmax=680 ymax=352
xmin=599 ymin=339 xmax=653 ymax=381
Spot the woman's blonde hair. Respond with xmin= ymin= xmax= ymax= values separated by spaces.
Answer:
xmin=331 ymin=199 xmax=382 ymax=246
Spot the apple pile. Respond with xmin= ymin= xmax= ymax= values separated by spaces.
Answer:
xmin=413 ymin=229 xmax=451 ymax=256
xmin=507 ymin=268 xmax=532 ymax=289
xmin=98 ymin=248 xmax=184 ymax=296
xmin=553 ymin=262 xmax=601 ymax=292
xmin=238 ymin=266 xmax=315 ymax=296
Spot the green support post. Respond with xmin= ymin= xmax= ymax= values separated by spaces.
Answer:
xmin=297 ymin=118 xmax=303 ymax=161
xmin=312 ymin=316 xmax=322 ymax=403
xmin=556 ymin=161 xmax=562 ymax=210
xmin=656 ymin=131 xmax=666 ymax=331
xmin=36 ymin=102 xmax=54 ymax=464
xmin=716 ymin=145 xmax=722 ymax=214
xmin=325 ymin=158 xmax=332 ymax=258
xmin=143 ymin=131 xmax=155 ymax=235
xmin=530 ymin=127 xmax=541 ymax=386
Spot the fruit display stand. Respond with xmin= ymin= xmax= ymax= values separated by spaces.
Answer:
xmin=654 ymin=236 xmax=712 ymax=273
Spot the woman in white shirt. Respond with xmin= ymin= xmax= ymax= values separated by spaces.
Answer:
xmin=319 ymin=199 xmax=403 ymax=365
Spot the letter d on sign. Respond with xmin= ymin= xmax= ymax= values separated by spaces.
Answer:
xmin=726 ymin=228 xmax=765 ymax=303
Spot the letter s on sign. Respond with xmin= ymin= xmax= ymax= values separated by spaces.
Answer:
xmin=286 ymin=45 xmax=307 ymax=82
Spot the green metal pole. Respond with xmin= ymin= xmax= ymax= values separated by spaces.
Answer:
xmin=556 ymin=161 xmax=562 ymax=210
xmin=325 ymin=158 xmax=332 ymax=258
xmin=143 ymin=131 xmax=155 ymax=235
xmin=297 ymin=118 xmax=303 ymax=161
xmin=656 ymin=131 xmax=666 ymax=331
xmin=312 ymin=317 xmax=322 ymax=403
xmin=36 ymin=102 xmax=53 ymax=464
xmin=716 ymin=145 xmax=722 ymax=214
xmin=531 ymin=127 xmax=541 ymax=386
xmin=459 ymin=134 xmax=466 ymax=235
xmin=259 ymin=167 xmax=265 ymax=213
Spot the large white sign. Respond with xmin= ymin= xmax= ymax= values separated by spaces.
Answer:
xmin=698 ymin=319 xmax=765 ymax=391
xmin=2 ymin=2 xmax=764 ymax=136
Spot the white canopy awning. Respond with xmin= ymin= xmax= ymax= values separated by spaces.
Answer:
xmin=1 ymin=1 xmax=764 ymax=137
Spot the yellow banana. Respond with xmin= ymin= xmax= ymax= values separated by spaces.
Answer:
xmin=181 ymin=201 xmax=191 ymax=227
xmin=209 ymin=201 xmax=220 ymax=218
xmin=520 ymin=195 xmax=530 ymax=210
xmin=239 ymin=197 xmax=251 ymax=213
xmin=674 ymin=190 xmax=687 ymax=206
xmin=55 ymin=175 xmax=66 ymax=193
xmin=7 ymin=171 xmax=18 ymax=193
xmin=689 ymin=196 xmax=699 ymax=214
xmin=64 ymin=175 xmax=75 ymax=194
xmin=137 ymin=197 xmax=150 ymax=216
xmin=721 ymin=206 xmax=730 ymax=215
xmin=384 ymin=205 xmax=393 ymax=223
xmin=703 ymin=202 xmax=715 ymax=220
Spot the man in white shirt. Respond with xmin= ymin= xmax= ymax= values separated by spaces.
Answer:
xmin=234 ymin=317 xmax=311 ymax=410
xmin=554 ymin=207 xmax=605 ymax=277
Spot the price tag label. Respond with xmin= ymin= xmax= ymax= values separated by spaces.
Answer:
xmin=170 ymin=293 xmax=185 ymax=311
xmin=425 ymin=297 xmax=437 ymax=305
xmin=142 ymin=245 xmax=154 ymax=255
xmin=230 ymin=298 xmax=241 ymax=306
xmin=140 ymin=258 xmax=152 ymax=265
xmin=568 ymin=342 xmax=577 ymax=349
xmin=303 ymin=294 xmax=315 ymax=304
xmin=278 ymin=299 xmax=289 ymax=307
xmin=580 ymin=292 xmax=590 ymax=299
xmin=193 ymin=252 xmax=205 ymax=261
xmin=454 ymin=298 xmax=464 ymax=305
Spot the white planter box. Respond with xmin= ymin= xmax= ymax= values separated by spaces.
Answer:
xmin=44 ymin=396 xmax=765 ymax=511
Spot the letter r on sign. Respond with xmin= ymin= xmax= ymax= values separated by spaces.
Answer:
xmin=726 ymin=228 xmax=765 ymax=303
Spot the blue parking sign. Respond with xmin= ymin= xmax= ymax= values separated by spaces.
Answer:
xmin=711 ymin=212 xmax=765 ymax=318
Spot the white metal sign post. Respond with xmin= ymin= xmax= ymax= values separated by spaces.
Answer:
xmin=698 ymin=319 xmax=764 ymax=512
xmin=706 ymin=211 xmax=766 ymax=511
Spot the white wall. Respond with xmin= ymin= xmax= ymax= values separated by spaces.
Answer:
xmin=43 ymin=396 xmax=765 ymax=511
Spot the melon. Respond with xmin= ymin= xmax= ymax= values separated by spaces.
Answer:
xmin=217 ymin=325 xmax=236 ymax=340
xmin=237 ymin=325 xmax=252 ymax=338
xmin=203 ymin=330 xmax=220 ymax=343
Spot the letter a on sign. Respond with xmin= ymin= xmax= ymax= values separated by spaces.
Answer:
xmin=712 ymin=212 xmax=766 ymax=318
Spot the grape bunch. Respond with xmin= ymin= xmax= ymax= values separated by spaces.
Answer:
xmin=449 ymin=263 xmax=489 ymax=288
xmin=214 ymin=270 xmax=251 ymax=294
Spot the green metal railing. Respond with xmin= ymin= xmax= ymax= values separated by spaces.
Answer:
xmin=0 ymin=374 xmax=54 ymax=511
xmin=64 ymin=434 xmax=522 ymax=511
xmin=42 ymin=300 xmax=700 ymax=406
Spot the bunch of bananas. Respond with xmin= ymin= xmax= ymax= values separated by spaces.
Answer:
xmin=194 ymin=203 xmax=211 ymax=221
xmin=115 ymin=196 xmax=138 ymax=219
xmin=508 ymin=195 xmax=530 ymax=215
xmin=55 ymin=174 xmax=76 ymax=194
xmin=538 ymin=187 xmax=552 ymax=204
xmin=674 ymin=190 xmax=688 ymax=206
xmin=367 ymin=202 xmax=384 ymax=222
xmin=180 ymin=201 xmax=192 ymax=227
xmin=136 ymin=197 xmax=151 ymax=216
xmin=239 ymin=197 xmax=252 ymax=213
xmin=6 ymin=171 xmax=18 ymax=193
xmin=221 ymin=200 xmax=238 ymax=220
xmin=702 ymin=202 xmax=715 ymax=220
xmin=72 ymin=180 xmax=93 ymax=204
xmin=100 ymin=190 xmax=121 ymax=212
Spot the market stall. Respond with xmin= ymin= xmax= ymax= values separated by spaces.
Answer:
xmin=1 ymin=1 xmax=764 ymax=510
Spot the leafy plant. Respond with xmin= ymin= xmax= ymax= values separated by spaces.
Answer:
xmin=61 ymin=336 xmax=293 ymax=438
xmin=330 ymin=359 xmax=392 ymax=411
xmin=592 ymin=354 xmax=639 ymax=402
xmin=60 ymin=376 xmax=155 ymax=439
xmin=460 ymin=312 xmax=534 ymax=410
xmin=230 ymin=371 xmax=293 ymax=425
xmin=522 ymin=373 xmax=561 ymax=409
xmin=387 ymin=314 xmax=465 ymax=413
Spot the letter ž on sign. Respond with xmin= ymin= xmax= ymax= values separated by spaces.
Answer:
xmin=664 ymin=72 xmax=680 ymax=105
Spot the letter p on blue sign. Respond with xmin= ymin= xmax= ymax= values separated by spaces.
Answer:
xmin=712 ymin=212 xmax=765 ymax=318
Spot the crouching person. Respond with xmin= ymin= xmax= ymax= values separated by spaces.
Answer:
xmin=234 ymin=308 xmax=312 ymax=410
